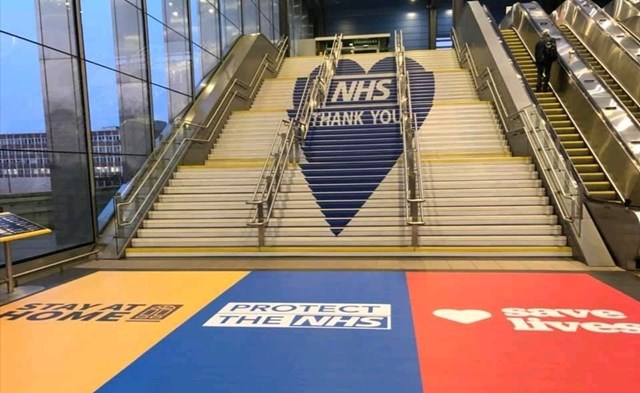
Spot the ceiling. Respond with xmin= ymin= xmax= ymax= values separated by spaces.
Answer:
xmin=323 ymin=0 xmax=430 ymax=9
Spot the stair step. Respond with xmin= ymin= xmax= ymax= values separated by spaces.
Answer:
xmin=136 ymin=224 xmax=562 ymax=238
xmin=131 ymin=235 xmax=566 ymax=247
xmin=142 ymin=214 xmax=558 ymax=228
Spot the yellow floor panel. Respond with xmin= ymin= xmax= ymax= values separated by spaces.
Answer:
xmin=0 ymin=271 xmax=248 ymax=393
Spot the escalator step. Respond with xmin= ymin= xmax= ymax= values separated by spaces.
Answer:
xmin=547 ymin=113 xmax=569 ymax=118
xmin=589 ymin=191 xmax=617 ymax=199
xmin=561 ymin=141 xmax=586 ymax=149
xmin=575 ymin=164 xmax=600 ymax=173
xmin=551 ymin=121 xmax=576 ymax=130
xmin=580 ymin=173 xmax=606 ymax=182
xmin=585 ymin=182 xmax=613 ymax=191
xmin=566 ymin=148 xmax=590 ymax=156
xmin=572 ymin=156 xmax=595 ymax=164
xmin=558 ymin=134 xmax=581 ymax=141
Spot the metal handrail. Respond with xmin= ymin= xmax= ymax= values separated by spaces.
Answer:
xmin=247 ymin=34 xmax=343 ymax=244
xmin=451 ymin=29 xmax=583 ymax=225
xmin=113 ymin=37 xmax=289 ymax=253
xmin=518 ymin=106 xmax=582 ymax=225
xmin=395 ymin=30 xmax=425 ymax=231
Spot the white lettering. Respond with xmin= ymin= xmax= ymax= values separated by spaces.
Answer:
xmin=331 ymin=81 xmax=357 ymax=102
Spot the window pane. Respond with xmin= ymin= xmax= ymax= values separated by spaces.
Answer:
xmin=0 ymin=31 xmax=93 ymax=264
xmin=196 ymin=0 xmax=221 ymax=75
xmin=148 ymin=17 xmax=170 ymax=88
xmin=273 ymin=0 xmax=280 ymax=39
xmin=81 ymin=0 xmax=116 ymax=67
xmin=0 ymin=34 xmax=45 ymax=134
xmin=261 ymin=16 xmax=273 ymax=40
xmin=221 ymin=0 xmax=241 ymax=29
xmin=221 ymin=15 xmax=242 ymax=53
xmin=1 ymin=0 xmax=77 ymax=55
xmin=82 ymin=0 xmax=153 ymax=228
xmin=242 ymin=0 xmax=259 ymax=34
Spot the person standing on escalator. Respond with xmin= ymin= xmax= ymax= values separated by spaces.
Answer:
xmin=535 ymin=30 xmax=558 ymax=93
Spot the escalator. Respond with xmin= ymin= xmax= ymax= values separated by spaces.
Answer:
xmin=557 ymin=24 xmax=640 ymax=121
xmin=501 ymin=28 xmax=618 ymax=201
xmin=605 ymin=0 xmax=640 ymax=43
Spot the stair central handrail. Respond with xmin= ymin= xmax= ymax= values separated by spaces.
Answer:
xmin=452 ymin=29 xmax=583 ymax=228
xmin=395 ymin=31 xmax=425 ymax=244
xmin=247 ymin=35 xmax=343 ymax=245
xmin=113 ymin=36 xmax=288 ymax=254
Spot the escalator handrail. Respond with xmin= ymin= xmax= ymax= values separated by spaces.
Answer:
xmin=115 ymin=36 xmax=289 ymax=231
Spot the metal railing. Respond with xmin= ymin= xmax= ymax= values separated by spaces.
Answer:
xmin=452 ymin=29 xmax=583 ymax=229
xmin=247 ymin=34 xmax=343 ymax=245
xmin=394 ymin=30 xmax=425 ymax=246
xmin=113 ymin=36 xmax=289 ymax=256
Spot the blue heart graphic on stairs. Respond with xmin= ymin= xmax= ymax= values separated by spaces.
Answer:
xmin=288 ymin=57 xmax=435 ymax=235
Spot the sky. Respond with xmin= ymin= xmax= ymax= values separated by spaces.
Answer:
xmin=0 ymin=0 xmax=185 ymax=134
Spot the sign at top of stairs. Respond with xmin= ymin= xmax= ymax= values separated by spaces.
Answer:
xmin=287 ymin=57 xmax=435 ymax=235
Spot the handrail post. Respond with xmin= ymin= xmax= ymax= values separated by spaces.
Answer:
xmin=257 ymin=203 xmax=265 ymax=247
xmin=395 ymin=30 xmax=425 ymax=242
xmin=248 ymin=34 xmax=343 ymax=234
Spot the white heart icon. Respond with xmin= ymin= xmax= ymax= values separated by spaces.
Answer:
xmin=433 ymin=309 xmax=492 ymax=324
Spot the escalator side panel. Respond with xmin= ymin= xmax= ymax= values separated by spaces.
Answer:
xmin=557 ymin=0 xmax=640 ymax=110
xmin=501 ymin=29 xmax=618 ymax=201
xmin=604 ymin=0 xmax=640 ymax=43
xmin=505 ymin=2 xmax=640 ymax=204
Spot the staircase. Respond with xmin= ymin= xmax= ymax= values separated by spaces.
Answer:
xmin=126 ymin=48 xmax=571 ymax=258
xmin=126 ymin=56 xmax=324 ymax=257
xmin=406 ymin=50 xmax=569 ymax=256
xmin=501 ymin=28 xmax=618 ymax=201
xmin=261 ymin=49 xmax=570 ymax=256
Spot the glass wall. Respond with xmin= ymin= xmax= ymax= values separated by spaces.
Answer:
xmin=0 ymin=0 xmax=283 ymax=264
xmin=0 ymin=0 xmax=94 ymax=263
xmin=288 ymin=0 xmax=314 ymax=56
xmin=243 ymin=0 xmax=260 ymax=34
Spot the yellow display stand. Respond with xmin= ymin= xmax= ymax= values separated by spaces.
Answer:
xmin=0 ymin=212 xmax=51 ymax=304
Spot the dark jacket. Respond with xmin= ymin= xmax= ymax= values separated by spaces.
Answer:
xmin=535 ymin=36 xmax=557 ymax=64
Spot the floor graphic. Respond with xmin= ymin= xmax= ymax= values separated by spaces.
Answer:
xmin=97 ymin=271 xmax=422 ymax=392
xmin=0 ymin=271 xmax=248 ymax=393
xmin=408 ymin=272 xmax=640 ymax=393
xmin=289 ymin=57 xmax=434 ymax=235
xmin=1 ymin=271 xmax=638 ymax=392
